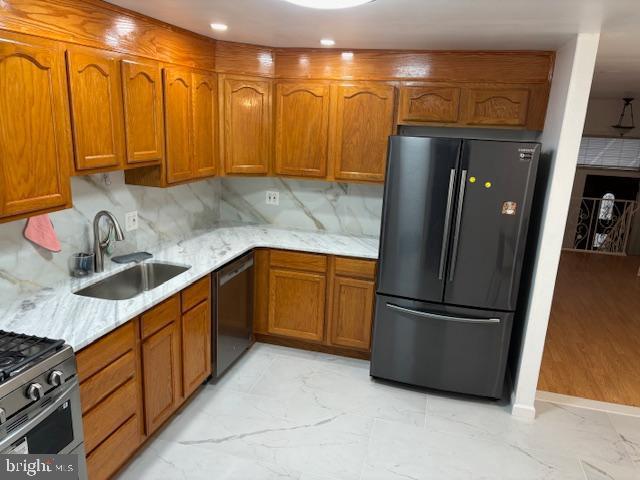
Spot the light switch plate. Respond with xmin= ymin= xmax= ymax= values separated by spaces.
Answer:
xmin=266 ymin=191 xmax=279 ymax=206
xmin=125 ymin=211 xmax=138 ymax=231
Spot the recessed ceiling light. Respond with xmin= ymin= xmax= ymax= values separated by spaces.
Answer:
xmin=210 ymin=23 xmax=228 ymax=31
xmin=320 ymin=38 xmax=335 ymax=46
xmin=284 ymin=0 xmax=374 ymax=9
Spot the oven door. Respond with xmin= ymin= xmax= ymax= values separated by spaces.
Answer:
xmin=0 ymin=378 xmax=86 ymax=477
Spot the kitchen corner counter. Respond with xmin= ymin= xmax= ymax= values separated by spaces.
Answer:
xmin=0 ymin=224 xmax=378 ymax=352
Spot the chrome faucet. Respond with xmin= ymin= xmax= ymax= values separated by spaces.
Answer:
xmin=93 ymin=211 xmax=125 ymax=273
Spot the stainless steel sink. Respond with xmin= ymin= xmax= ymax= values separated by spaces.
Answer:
xmin=74 ymin=262 xmax=191 ymax=300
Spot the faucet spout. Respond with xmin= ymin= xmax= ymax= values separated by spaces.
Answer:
xmin=93 ymin=210 xmax=125 ymax=273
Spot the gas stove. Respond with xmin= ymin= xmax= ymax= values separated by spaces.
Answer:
xmin=0 ymin=330 xmax=87 ymax=479
xmin=0 ymin=331 xmax=65 ymax=383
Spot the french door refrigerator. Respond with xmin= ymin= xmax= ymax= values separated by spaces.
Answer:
xmin=370 ymin=136 xmax=539 ymax=398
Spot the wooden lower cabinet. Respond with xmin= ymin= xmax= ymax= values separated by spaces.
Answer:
xmin=268 ymin=268 xmax=327 ymax=342
xmin=78 ymin=276 xmax=212 ymax=479
xmin=328 ymin=275 xmax=374 ymax=350
xmin=259 ymin=249 xmax=376 ymax=356
xmin=77 ymin=321 xmax=142 ymax=480
xmin=182 ymin=294 xmax=212 ymax=397
xmin=86 ymin=415 xmax=140 ymax=480
xmin=141 ymin=296 xmax=183 ymax=435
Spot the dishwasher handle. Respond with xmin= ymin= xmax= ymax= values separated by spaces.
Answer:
xmin=219 ymin=256 xmax=254 ymax=286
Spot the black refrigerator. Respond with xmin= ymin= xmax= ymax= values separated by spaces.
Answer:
xmin=370 ymin=136 xmax=539 ymax=398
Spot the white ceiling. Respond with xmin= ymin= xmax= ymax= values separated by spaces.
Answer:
xmin=110 ymin=0 xmax=640 ymax=98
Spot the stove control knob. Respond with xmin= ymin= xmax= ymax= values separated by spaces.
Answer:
xmin=26 ymin=383 xmax=43 ymax=401
xmin=48 ymin=370 xmax=63 ymax=387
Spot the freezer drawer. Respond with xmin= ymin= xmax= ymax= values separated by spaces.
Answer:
xmin=370 ymin=294 xmax=513 ymax=398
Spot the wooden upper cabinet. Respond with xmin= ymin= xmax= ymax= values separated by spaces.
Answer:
xmin=163 ymin=66 xmax=193 ymax=184
xmin=192 ymin=72 xmax=217 ymax=178
xmin=463 ymin=87 xmax=530 ymax=127
xmin=330 ymin=83 xmax=395 ymax=182
xmin=121 ymin=58 xmax=164 ymax=166
xmin=0 ymin=32 xmax=72 ymax=220
xmin=66 ymin=45 xmax=125 ymax=172
xmin=398 ymin=85 xmax=461 ymax=124
xmin=275 ymin=81 xmax=330 ymax=178
xmin=397 ymin=83 xmax=545 ymax=130
xmin=221 ymin=75 xmax=271 ymax=175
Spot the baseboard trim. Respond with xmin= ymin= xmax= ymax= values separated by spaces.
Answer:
xmin=254 ymin=333 xmax=370 ymax=360
xmin=511 ymin=402 xmax=537 ymax=421
xmin=536 ymin=390 xmax=640 ymax=418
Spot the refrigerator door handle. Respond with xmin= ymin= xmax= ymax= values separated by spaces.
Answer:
xmin=448 ymin=169 xmax=468 ymax=282
xmin=438 ymin=168 xmax=457 ymax=280
xmin=386 ymin=303 xmax=500 ymax=324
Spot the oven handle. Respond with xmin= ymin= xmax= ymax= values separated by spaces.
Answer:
xmin=0 ymin=379 xmax=79 ymax=452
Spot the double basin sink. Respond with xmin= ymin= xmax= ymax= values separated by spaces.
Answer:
xmin=75 ymin=262 xmax=191 ymax=300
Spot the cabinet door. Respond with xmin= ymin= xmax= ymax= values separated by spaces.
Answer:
xmin=329 ymin=276 xmax=374 ymax=350
xmin=397 ymin=85 xmax=461 ymax=124
xmin=0 ymin=33 xmax=71 ymax=218
xmin=192 ymin=72 xmax=217 ymax=178
xmin=121 ymin=59 xmax=164 ymax=165
xmin=275 ymin=82 xmax=330 ymax=178
xmin=66 ymin=45 xmax=125 ymax=172
xmin=141 ymin=320 xmax=181 ymax=435
xmin=463 ymin=87 xmax=530 ymax=127
xmin=182 ymin=301 xmax=212 ymax=398
xmin=268 ymin=268 xmax=326 ymax=342
xmin=331 ymin=83 xmax=395 ymax=182
xmin=221 ymin=76 xmax=271 ymax=175
xmin=163 ymin=67 xmax=193 ymax=184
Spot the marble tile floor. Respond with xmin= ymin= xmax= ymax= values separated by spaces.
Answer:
xmin=117 ymin=343 xmax=640 ymax=480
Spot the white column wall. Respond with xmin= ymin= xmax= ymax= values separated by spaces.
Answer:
xmin=511 ymin=32 xmax=601 ymax=420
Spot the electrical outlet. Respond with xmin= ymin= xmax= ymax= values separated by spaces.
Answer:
xmin=266 ymin=191 xmax=279 ymax=206
xmin=125 ymin=211 xmax=138 ymax=231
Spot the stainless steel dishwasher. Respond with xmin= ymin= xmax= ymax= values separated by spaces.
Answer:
xmin=213 ymin=251 xmax=254 ymax=378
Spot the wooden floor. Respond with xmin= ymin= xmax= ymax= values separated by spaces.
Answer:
xmin=538 ymin=251 xmax=640 ymax=406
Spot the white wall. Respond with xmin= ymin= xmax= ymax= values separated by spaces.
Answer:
xmin=511 ymin=32 xmax=600 ymax=420
xmin=583 ymin=98 xmax=639 ymax=138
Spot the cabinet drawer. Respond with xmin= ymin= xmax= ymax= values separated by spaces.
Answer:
xmin=76 ymin=322 xmax=135 ymax=383
xmin=83 ymin=379 xmax=138 ymax=454
xmin=181 ymin=275 xmax=210 ymax=313
xmin=334 ymin=257 xmax=376 ymax=280
xmin=80 ymin=350 xmax=135 ymax=414
xmin=141 ymin=295 xmax=180 ymax=339
xmin=270 ymin=250 xmax=327 ymax=273
xmin=86 ymin=414 xmax=139 ymax=480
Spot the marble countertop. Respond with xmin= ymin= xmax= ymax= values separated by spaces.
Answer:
xmin=0 ymin=224 xmax=378 ymax=351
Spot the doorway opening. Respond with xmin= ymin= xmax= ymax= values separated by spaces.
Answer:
xmin=538 ymin=150 xmax=640 ymax=406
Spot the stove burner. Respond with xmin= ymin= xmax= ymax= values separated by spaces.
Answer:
xmin=0 ymin=352 xmax=25 ymax=368
xmin=0 ymin=331 xmax=64 ymax=383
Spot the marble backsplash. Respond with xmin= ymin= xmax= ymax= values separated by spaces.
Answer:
xmin=0 ymin=172 xmax=221 ymax=304
xmin=220 ymin=177 xmax=384 ymax=237
xmin=0 ymin=173 xmax=383 ymax=305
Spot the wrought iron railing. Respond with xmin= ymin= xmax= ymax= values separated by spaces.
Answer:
xmin=567 ymin=196 xmax=638 ymax=255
